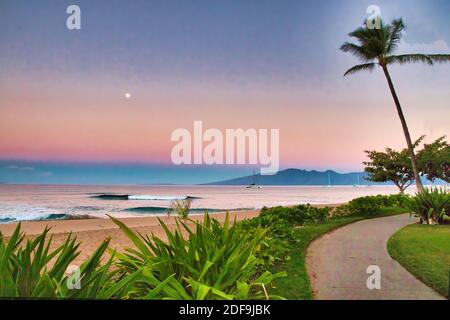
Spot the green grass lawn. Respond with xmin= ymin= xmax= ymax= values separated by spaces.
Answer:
xmin=388 ymin=224 xmax=450 ymax=298
xmin=270 ymin=206 xmax=409 ymax=300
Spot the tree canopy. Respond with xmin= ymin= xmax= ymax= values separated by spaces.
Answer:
xmin=340 ymin=18 xmax=450 ymax=76
xmin=364 ymin=136 xmax=449 ymax=192
xmin=417 ymin=136 xmax=449 ymax=183
xmin=364 ymin=147 xmax=415 ymax=193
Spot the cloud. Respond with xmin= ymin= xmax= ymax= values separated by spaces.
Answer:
xmin=398 ymin=39 xmax=450 ymax=54
xmin=4 ymin=165 xmax=35 ymax=172
xmin=19 ymin=166 xmax=35 ymax=171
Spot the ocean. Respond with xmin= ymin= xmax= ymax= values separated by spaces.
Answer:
xmin=0 ymin=184 xmax=416 ymax=223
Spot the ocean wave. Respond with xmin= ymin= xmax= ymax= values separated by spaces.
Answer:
xmin=0 ymin=213 xmax=67 ymax=223
xmin=123 ymin=206 xmax=170 ymax=213
xmin=91 ymin=194 xmax=129 ymax=200
xmin=0 ymin=204 xmax=98 ymax=223
xmin=92 ymin=194 xmax=199 ymax=201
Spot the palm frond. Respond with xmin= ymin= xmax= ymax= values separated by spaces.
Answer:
xmin=427 ymin=54 xmax=450 ymax=63
xmin=386 ymin=54 xmax=433 ymax=65
xmin=348 ymin=26 xmax=373 ymax=44
xmin=346 ymin=20 xmax=391 ymax=58
xmin=343 ymin=63 xmax=377 ymax=76
xmin=340 ymin=42 xmax=372 ymax=62
xmin=386 ymin=18 xmax=405 ymax=54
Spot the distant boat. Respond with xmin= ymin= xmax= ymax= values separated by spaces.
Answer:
xmin=326 ymin=173 xmax=332 ymax=187
xmin=246 ymin=170 xmax=262 ymax=189
xmin=353 ymin=173 xmax=361 ymax=187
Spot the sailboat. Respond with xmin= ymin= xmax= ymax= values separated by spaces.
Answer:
xmin=246 ymin=170 xmax=262 ymax=189
xmin=326 ymin=173 xmax=332 ymax=187
xmin=353 ymin=173 xmax=361 ymax=187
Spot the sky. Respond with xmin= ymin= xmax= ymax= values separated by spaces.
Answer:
xmin=0 ymin=0 xmax=449 ymax=184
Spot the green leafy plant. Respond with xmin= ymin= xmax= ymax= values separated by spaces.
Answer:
xmin=332 ymin=194 xmax=410 ymax=217
xmin=110 ymin=213 xmax=286 ymax=300
xmin=0 ymin=225 xmax=78 ymax=298
xmin=384 ymin=193 xmax=411 ymax=207
xmin=238 ymin=205 xmax=331 ymax=267
xmin=1 ymin=213 xmax=287 ymax=300
xmin=238 ymin=214 xmax=293 ymax=267
xmin=347 ymin=196 xmax=385 ymax=216
xmin=407 ymin=188 xmax=449 ymax=225
xmin=364 ymin=141 xmax=420 ymax=193
xmin=417 ymin=136 xmax=449 ymax=183
xmin=259 ymin=205 xmax=330 ymax=225
xmin=0 ymin=224 xmax=137 ymax=299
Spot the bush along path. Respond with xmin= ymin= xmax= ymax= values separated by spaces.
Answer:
xmin=306 ymin=214 xmax=445 ymax=300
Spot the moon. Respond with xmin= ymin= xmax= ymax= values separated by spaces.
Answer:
xmin=125 ymin=93 xmax=131 ymax=99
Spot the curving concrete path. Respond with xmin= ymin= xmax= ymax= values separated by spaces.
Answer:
xmin=306 ymin=214 xmax=444 ymax=300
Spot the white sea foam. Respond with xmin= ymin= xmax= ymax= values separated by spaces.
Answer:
xmin=0 ymin=213 xmax=64 ymax=223
xmin=0 ymin=205 xmax=65 ymax=223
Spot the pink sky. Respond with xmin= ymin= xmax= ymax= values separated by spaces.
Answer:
xmin=1 ymin=1 xmax=449 ymax=173
xmin=1 ymin=66 xmax=448 ymax=172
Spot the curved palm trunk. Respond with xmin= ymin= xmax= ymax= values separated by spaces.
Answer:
xmin=382 ymin=66 xmax=424 ymax=192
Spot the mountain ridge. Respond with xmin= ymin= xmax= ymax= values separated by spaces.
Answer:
xmin=205 ymin=168 xmax=394 ymax=186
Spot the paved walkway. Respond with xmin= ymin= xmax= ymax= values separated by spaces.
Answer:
xmin=306 ymin=214 xmax=444 ymax=300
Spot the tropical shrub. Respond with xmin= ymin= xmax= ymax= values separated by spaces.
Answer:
xmin=330 ymin=205 xmax=352 ymax=218
xmin=0 ymin=214 xmax=286 ymax=300
xmin=236 ymin=205 xmax=330 ymax=267
xmin=332 ymin=194 xmax=410 ymax=217
xmin=111 ymin=213 xmax=286 ymax=300
xmin=347 ymin=196 xmax=386 ymax=216
xmin=384 ymin=193 xmax=411 ymax=207
xmin=0 ymin=224 xmax=137 ymax=298
xmin=238 ymin=214 xmax=292 ymax=267
xmin=259 ymin=205 xmax=330 ymax=225
xmin=407 ymin=188 xmax=450 ymax=225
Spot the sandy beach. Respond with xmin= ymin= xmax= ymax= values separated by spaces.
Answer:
xmin=0 ymin=210 xmax=260 ymax=266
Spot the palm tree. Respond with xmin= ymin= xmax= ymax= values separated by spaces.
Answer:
xmin=341 ymin=18 xmax=450 ymax=192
